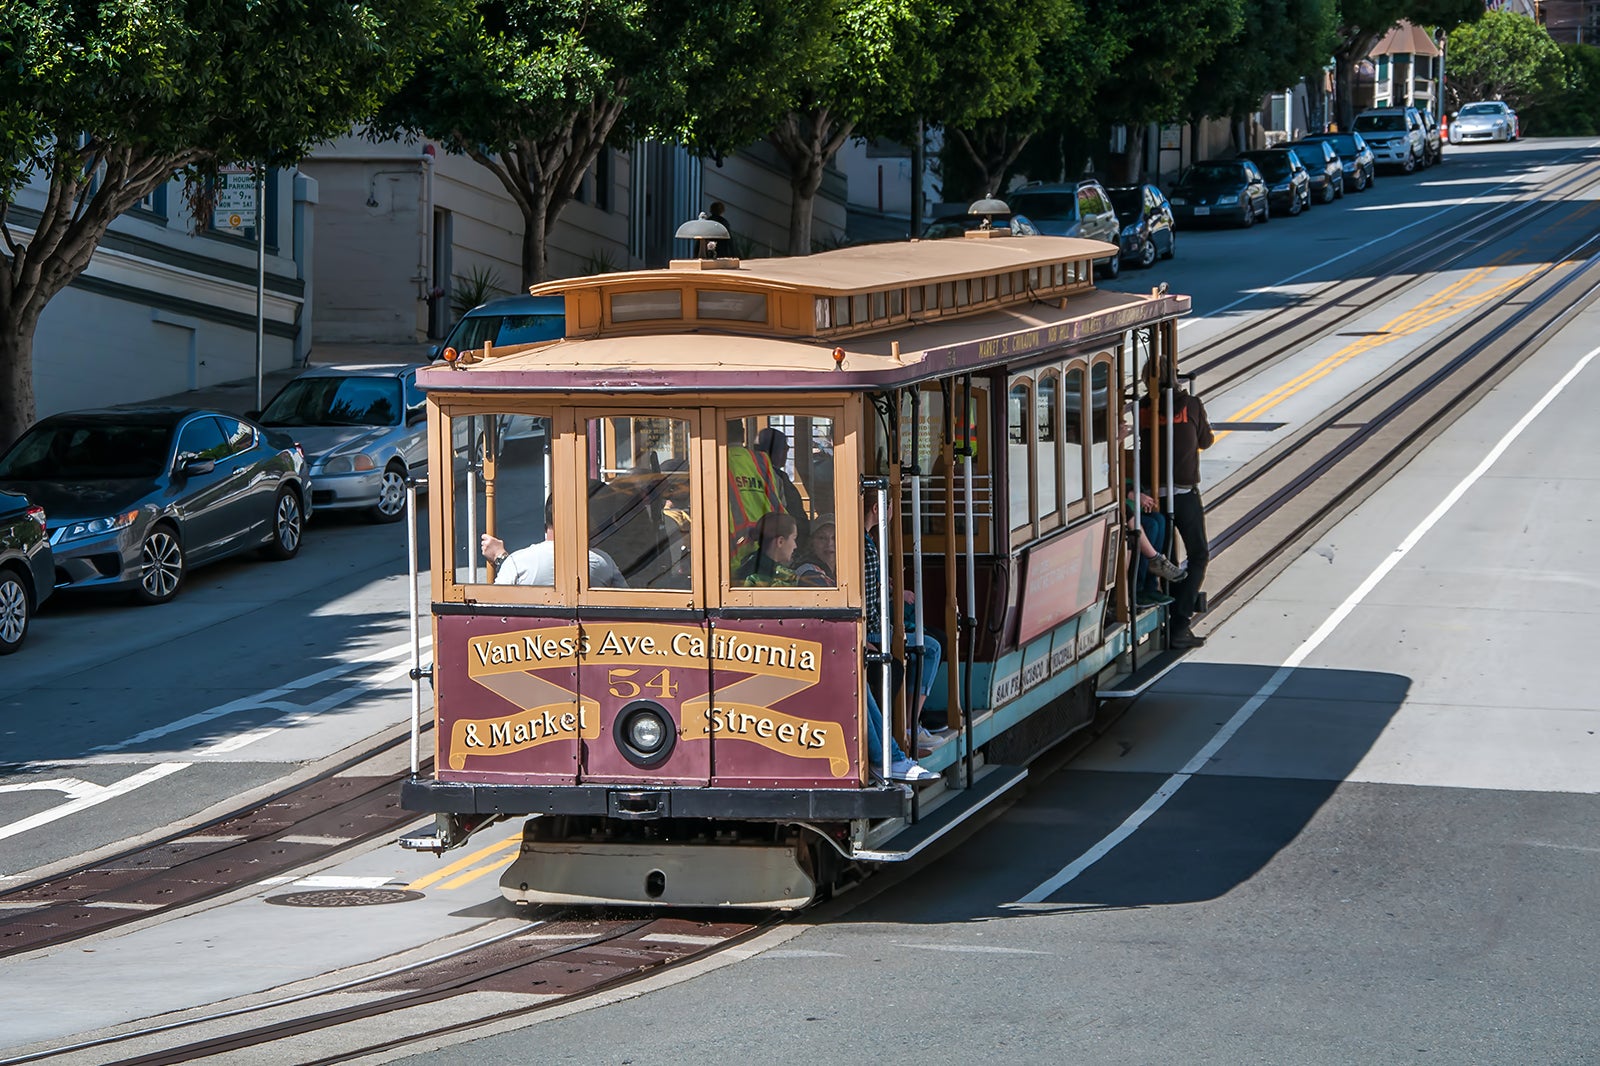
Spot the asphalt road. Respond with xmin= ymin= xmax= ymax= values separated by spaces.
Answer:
xmin=3 ymin=137 xmax=1598 ymax=1063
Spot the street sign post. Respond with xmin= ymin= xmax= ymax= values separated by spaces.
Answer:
xmin=214 ymin=165 xmax=267 ymax=409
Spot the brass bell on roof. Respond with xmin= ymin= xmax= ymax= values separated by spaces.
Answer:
xmin=966 ymin=194 xmax=1012 ymax=237
xmin=671 ymin=212 xmax=739 ymax=270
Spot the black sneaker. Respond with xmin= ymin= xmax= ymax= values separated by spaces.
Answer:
xmin=1170 ymin=627 xmax=1206 ymax=649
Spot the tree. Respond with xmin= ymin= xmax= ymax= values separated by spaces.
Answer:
xmin=1442 ymin=9 xmax=1565 ymax=114
xmin=924 ymin=0 xmax=1081 ymax=202
xmin=1523 ymin=42 xmax=1600 ymax=136
xmin=0 ymin=0 xmax=451 ymax=448
xmin=1185 ymin=0 xmax=1340 ymax=130
xmin=1330 ymin=0 xmax=1482 ymax=129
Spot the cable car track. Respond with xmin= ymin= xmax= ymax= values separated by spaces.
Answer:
xmin=1185 ymin=148 xmax=1600 ymax=396
xmin=1198 ymin=235 xmax=1600 ymax=627
xmin=0 ymin=912 xmax=776 ymax=1065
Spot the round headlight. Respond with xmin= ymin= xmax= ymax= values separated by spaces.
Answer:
xmin=628 ymin=712 xmax=667 ymax=753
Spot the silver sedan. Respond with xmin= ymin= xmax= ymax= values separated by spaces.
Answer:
xmin=1451 ymin=101 xmax=1519 ymax=143
xmin=254 ymin=364 xmax=429 ymax=523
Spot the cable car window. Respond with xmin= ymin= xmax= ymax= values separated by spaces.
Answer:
xmin=697 ymin=290 xmax=768 ymax=322
xmin=999 ymin=273 xmax=1012 ymax=297
xmin=984 ymin=275 xmax=997 ymax=301
xmin=727 ymin=414 xmax=837 ymax=588
xmin=1028 ymin=267 xmax=1041 ymax=290
xmin=1008 ymin=380 xmax=1032 ymax=533
xmin=1053 ymin=263 xmax=1065 ymax=286
xmin=888 ymin=289 xmax=903 ymax=316
xmin=814 ymin=297 xmax=832 ymax=330
xmin=585 ymin=416 xmax=692 ymax=590
xmin=1090 ymin=360 xmax=1113 ymax=494
xmin=1037 ymin=373 xmax=1059 ymax=523
xmin=909 ymin=287 xmax=923 ymax=313
xmin=453 ymin=411 xmax=553 ymax=587
xmin=1063 ymin=366 xmax=1085 ymax=505
xmin=834 ymin=296 xmax=851 ymax=326
xmin=940 ymin=281 xmax=954 ymax=308
xmin=611 ymin=289 xmax=683 ymax=323
xmin=852 ymin=294 xmax=869 ymax=323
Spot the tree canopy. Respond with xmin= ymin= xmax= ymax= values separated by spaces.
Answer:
xmin=0 ymin=0 xmax=453 ymax=447
xmin=1443 ymin=9 xmax=1565 ymax=114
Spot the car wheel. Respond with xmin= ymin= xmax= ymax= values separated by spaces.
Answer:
xmin=1161 ymin=231 xmax=1176 ymax=260
xmin=1137 ymin=238 xmax=1157 ymax=269
xmin=264 ymin=486 xmax=304 ymax=560
xmin=1322 ymin=179 xmax=1336 ymax=204
xmin=135 ymin=525 xmax=185 ymax=605
xmin=1099 ymin=252 xmax=1120 ymax=280
xmin=1355 ymin=170 xmax=1368 ymax=192
xmin=1240 ymin=203 xmax=1255 ymax=228
xmin=1402 ymin=151 xmax=1416 ymax=174
xmin=0 ymin=569 xmax=29 ymax=654
xmin=371 ymin=463 xmax=407 ymax=523
xmin=1335 ymin=176 xmax=1346 ymax=198
xmin=1288 ymin=193 xmax=1302 ymax=216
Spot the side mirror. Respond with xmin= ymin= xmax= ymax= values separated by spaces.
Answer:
xmin=245 ymin=409 xmax=260 ymax=420
xmin=182 ymin=458 xmax=216 ymax=477
xmin=407 ymin=408 xmax=427 ymax=426
xmin=427 ymin=344 xmax=442 ymax=361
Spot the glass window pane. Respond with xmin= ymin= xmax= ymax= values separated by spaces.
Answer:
xmin=176 ymin=416 xmax=229 ymax=462
xmin=1008 ymin=382 xmax=1031 ymax=532
xmin=909 ymin=287 xmax=922 ymax=313
xmin=1037 ymin=376 xmax=1058 ymax=517
xmin=1063 ymin=368 xmax=1085 ymax=504
xmin=984 ymin=275 xmax=997 ymax=300
xmin=926 ymin=284 xmax=939 ymax=310
xmin=454 ymin=412 xmax=552 ymax=585
xmin=871 ymin=291 xmax=886 ymax=319
xmin=815 ymin=297 xmax=832 ymax=330
xmin=834 ymin=296 xmax=850 ymax=326
xmin=729 ymin=415 xmax=837 ymax=587
xmin=999 ymin=273 xmax=1012 ymax=296
xmin=852 ymin=294 xmax=869 ymax=323
xmin=888 ymin=289 xmax=903 ymax=316
xmin=611 ymin=289 xmax=682 ymax=322
xmin=697 ymin=290 xmax=768 ymax=322
xmin=584 ymin=416 xmax=691 ymax=589
xmin=1091 ymin=361 xmax=1112 ymax=493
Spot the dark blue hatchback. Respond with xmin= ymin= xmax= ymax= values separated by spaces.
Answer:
xmin=432 ymin=294 xmax=566 ymax=360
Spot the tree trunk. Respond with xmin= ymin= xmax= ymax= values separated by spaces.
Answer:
xmin=0 ymin=317 xmax=40 ymax=449
xmin=0 ymin=140 xmax=183 ymax=449
xmin=769 ymin=108 xmax=855 ymax=257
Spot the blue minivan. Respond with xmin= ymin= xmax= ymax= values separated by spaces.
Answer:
xmin=431 ymin=294 xmax=565 ymax=360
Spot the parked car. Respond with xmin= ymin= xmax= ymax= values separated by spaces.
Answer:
xmin=0 ymin=408 xmax=310 ymax=605
xmin=1238 ymin=150 xmax=1313 ymax=216
xmin=430 ymin=293 xmax=565 ymax=360
xmin=1105 ymin=184 xmax=1176 ymax=268
xmin=1299 ymin=131 xmax=1377 ymax=192
xmin=1167 ymin=159 xmax=1271 ymax=228
xmin=1451 ymin=100 xmax=1519 ymax=143
xmin=923 ymin=212 xmax=1041 ymax=239
xmin=1352 ymin=107 xmax=1428 ymax=172
xmin=1285 ymin=139 xmax=1345 ymax=202
xmin=1417 ymin=108 xmax=1445 ymax=164
xmin=0 ymin=489 xmax=52 ymax=653
xmin=254 ymin=364 xmax=426 ymax=523
xmin=1006 ymin=180 xmax=1126 ymax=278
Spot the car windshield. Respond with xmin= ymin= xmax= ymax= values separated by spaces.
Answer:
xmin=1008 ymin=192 xmax=1078 ymax=219
xmin=1183 ymin=164 xmax=1241 ymax=185
xmin=1246 ymin=155 xmax=1292 ymax=180
xmin=260 ymin=376 xmax=403 ymax=428
xmin=444 ymin=312 xmax=564 ymax=350
xmin=1354 ymin=114 xmax=1405 ymax=133
xmin=1459 ymin=103 xmax=1503 ymax=116
xmin=1311 ymin=134 xmax=1358 ymax=154
xmin=1106 ymin=189 xmax=1142 ymax=219
xmin=0 ymin=421 xmax=172 ymax=479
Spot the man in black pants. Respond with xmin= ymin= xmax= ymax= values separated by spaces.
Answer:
xmin=1141 ymin=370 xmax=1214 ymax=649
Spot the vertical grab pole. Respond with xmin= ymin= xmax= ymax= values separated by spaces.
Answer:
xmin=908 ymin=388 xmax=926 ymax=712
xmin=1129 ymin=332 xmax=1145 ymax=670
xmin=872 ymin=479 xmax=894 ymax=782
xmin=466 ymin=415 xmax=479 ymax=585
xmin=405 ymin=477 xmax=422 ymax=775
xmin=960 ymin=374 xmax=978 ymax=788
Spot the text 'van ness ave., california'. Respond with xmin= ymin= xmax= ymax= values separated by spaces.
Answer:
xmin=467 ymin=622 xmax=820 ymax=678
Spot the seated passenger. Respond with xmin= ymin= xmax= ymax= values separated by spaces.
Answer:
xmin=864 ymin=493 xmax=944 ymax=746
xmin=794 ymin=513 xmax=836 ymax=587
xmin=734 ymin=511 xmax=799 ymax=587
xmin=480 ymin=496 xmax=628 ymax=588
xmin=1127 ymin=489 xmax=1185 ymax=605
xmin=754 ymin=426 xmax=811 ymax=549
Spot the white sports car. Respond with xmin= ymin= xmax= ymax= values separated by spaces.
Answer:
xmin=1451 ymin=101 xmax=1519 ymax=143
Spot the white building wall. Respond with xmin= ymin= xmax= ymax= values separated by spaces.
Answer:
xmin=22 ymin=167 xmax=308 ymax=419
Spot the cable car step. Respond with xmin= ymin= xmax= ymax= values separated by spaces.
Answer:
xmin=1097 ymin=647 xmax=1189 ymax=699
xmin=852 ymin=764 xmax=1027 ymax=863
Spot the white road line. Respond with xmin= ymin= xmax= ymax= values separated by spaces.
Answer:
xmin=0 ymin=763 xmax=191 ymax=843
xmin=89 ymin=637 xmax=427 ymax=754
xmin=895 ymin=942 xmax=1052 ymax=955
xmin=1014 ymin=341 xmax=1600 ymax=905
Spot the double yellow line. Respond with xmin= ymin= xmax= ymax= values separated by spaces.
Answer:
xmin=405 ymin=832 xmax=523 ymax=892
xmin=1216 ymin=255 xmax=1561 ymax=440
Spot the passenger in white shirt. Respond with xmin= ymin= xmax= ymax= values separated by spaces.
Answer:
xmin=480 ymin=501 xmax=628 ymax=588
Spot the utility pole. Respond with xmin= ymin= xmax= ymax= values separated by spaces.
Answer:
xmin=254 ymin=166 xmax=266 ymax=413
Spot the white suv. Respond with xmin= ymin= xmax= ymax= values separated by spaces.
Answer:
xmin=1352 ymin=107 xmax=1428 ymax=173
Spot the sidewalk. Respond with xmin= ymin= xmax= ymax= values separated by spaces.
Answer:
xmin=148 ymin=341 xmax=432 ymax=416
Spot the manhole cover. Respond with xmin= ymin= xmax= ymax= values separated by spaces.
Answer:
xmin=265 ymin=888 xmax=425 ymax=908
